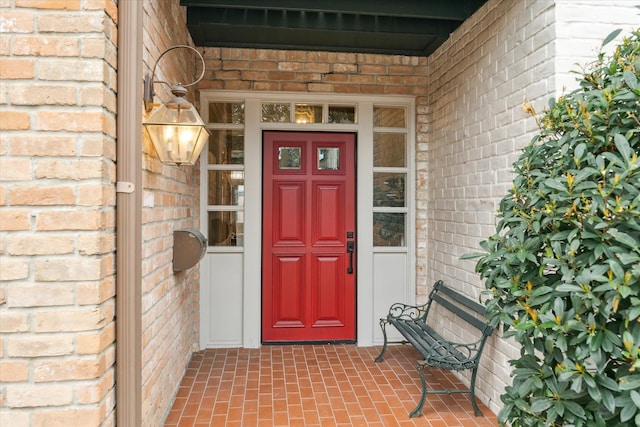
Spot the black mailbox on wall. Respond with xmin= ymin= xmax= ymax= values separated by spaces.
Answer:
xmin=173 ymin=229 xmax=207 ymax=272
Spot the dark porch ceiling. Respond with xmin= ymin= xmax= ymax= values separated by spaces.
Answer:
xmin=181 ymin=0 xmax=488 ymax=57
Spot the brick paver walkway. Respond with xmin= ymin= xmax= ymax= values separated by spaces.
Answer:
xmin=164 ymin=344 xmax=498 ymax=426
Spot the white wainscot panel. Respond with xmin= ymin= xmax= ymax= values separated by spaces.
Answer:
xmin=202 ymin=253 xmax=244 ymax=347
xmin=372 ymin=252 xmax=408 ymax=345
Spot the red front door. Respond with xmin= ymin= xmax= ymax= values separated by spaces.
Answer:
xmin=262 ymin=131 xmax=356 ymax=342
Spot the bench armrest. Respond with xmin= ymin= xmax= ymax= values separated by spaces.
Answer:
xmin=386 ymin=302 xmax=428 ymax=321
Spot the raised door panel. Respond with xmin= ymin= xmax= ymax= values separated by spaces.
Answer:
xmin=312 ymin=182 xmax=344 ymax=246
xmin=311 ymin=254 xmax=344 ymax=327
xmin=271 ymin=254 xmax=305 ymax=328
xmin=273 ymin=182 xmax=305 ymax=246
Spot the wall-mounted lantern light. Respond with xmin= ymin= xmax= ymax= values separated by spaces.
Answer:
xmin=143 ymin=45 xmax=210 ymax=166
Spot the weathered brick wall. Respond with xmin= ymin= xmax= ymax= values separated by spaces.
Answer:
xmin=198 ymin=48 xmax=428 ymax=97
xmin=554 ymin=0 xmax=640 ymax=95
xmin=1 ymin=0 xmax=202 ymax=425
xmin=0 ymin=1 xmax=118 ymax=426
xmin=3 ymin=1 xmax=635 ymax=424
xmin=424 ymin=0 xmax=640 ymax=414
xmin=141 ymin=1 xmax=201 ymax=426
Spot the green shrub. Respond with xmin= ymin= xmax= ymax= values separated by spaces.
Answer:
xmin=468 ymin=28 xmax=640 ymax=426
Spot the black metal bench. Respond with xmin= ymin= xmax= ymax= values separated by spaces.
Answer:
xmin=374 ymin=280 xmax=494 ymax=418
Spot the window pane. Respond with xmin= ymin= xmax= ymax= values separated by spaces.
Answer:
xmin=279 ymin=147 xmax=301 ymax=169
xmin=208 ymin=130 xmax=244 ymax=165
xmin=208 ymin=211 xmax=244 ymax=247
xmin=328 ymin=105 xmax=355 ymax=124
xmin=374 ymin=106 xmax=405 ymax=127
xmin=373 ymin=133 xmax=406 ymax=167
xmin=318 ymin=148 xmax=340 ymax=171
xmin=207 ymin=171 xmax=244 ymax=206
xmin=373 ymin=173 xmax=405 ymax=207
xmin=208 ymin=102 xmax=244 ymax=124
xmin=373 ymin=213 xmax=405 ymax=247
xmin=262 ymin=103 xmax=291 ymax=122
xmin=295 ymin=104 xmax=322 ymax=124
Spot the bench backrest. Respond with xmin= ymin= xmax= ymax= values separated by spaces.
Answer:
xmin=424 ymin=280 xmax=494 ymax=338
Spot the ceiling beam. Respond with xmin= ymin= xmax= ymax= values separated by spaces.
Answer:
xmin=180 ymin=0 xmax=485 ymax=21
xmin=187 ymin=7 xmax=458 ymax=37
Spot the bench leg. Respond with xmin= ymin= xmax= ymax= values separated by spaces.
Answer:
xmin=409 ymin=362 xmax=428 ymax=418
xmin=374 ymin=318 xmax=389 ymax=363
xmin=470 ymin=366 xmax=483 ymax=416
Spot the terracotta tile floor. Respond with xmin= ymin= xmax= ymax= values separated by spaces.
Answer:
xmin=164 ymin=344 xmax=497 ymax=427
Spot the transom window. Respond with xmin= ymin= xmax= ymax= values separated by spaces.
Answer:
xmin=261 ymin=102 xmax=356 ymax=124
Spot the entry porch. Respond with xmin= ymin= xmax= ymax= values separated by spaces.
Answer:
xmin=164 ymin=344 xmax=497 ymax=426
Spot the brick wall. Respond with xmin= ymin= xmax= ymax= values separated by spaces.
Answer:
xmin=423 ymin=0 xmax=541 ymax=411
xmin=199 ymin=48 xmax=429 ymax=94
xmin=0 ymin=0 xmax=202 ymax=425
xmin=554 ymin=0 xmax=640 ymax=95
xmin=140 ymin=1 xmax=201 ymax=426
xmin=424 ymin=0 xmax=640 ymax=414
xmin=3 ymin=0 xmax=636 ymax=424
xmin=0 ymin=1 xmax=118 ymax=426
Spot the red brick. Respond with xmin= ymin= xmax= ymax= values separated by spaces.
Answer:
xmin=0 ymin=158 xmax=31 ymax=180
xmin=7 ymin=235 xmax=74 ymax=256
xmin=0 ymin=361 xmax=29 ymax=382
xmin=0 ymin=210 xmax=30 ymax=231
xmin=9 ymin=84 xmax=77 ymax=106
xmin=0 ymin=58 xmax=34 ymax=79
xmin=35 ymin=111 xmax=104 ymax=132
xmin=34 ymin=356 xmax=106 ymax=381
xmin=8 ymin=134 xmax=77 ymax=156
xmin=15 ymin=0 xmax=81 ymax=9
xmin=0 ymin=111 xmax=30 ymax=130
xmin=5 ymin=385 xmax=73 ymax=408
xmin=77 ymin=322 xmax=115 ymax=354
xmin=0 ymin=11 xmax=34 ymax=33
xmin=34 ymin=307 xmax=110 ymax=332
xmin=12 ymin=36 xmax=79 ymax=56
xmin=9 ymin=185 xmax=75 ymax=205
xmin=9 ymin=282 xmax=75 ymax=309
xmin=7 ymin=335 xmax=74 ymax=357
xmin=33 ymin=408 xmax=102 ymax=427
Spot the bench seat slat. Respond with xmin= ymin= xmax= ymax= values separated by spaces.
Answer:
xmin=390 ymin=318 xmax=477 ymax=370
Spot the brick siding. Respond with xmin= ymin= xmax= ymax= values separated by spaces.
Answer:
xmin=0 ymin=1 xmax=118 ymax=426
xmin=140 ymin=1 xmax=201 ymax=427
xmin=0 ymin=0 xmax=201 ymax=425
xmin=424 ymin=0 xmax=639 ymax=414
xmin=1 ymin=0 xmax=637 ymax=424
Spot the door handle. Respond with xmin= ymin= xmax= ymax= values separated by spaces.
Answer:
xmin=346 ymin=241 xmax=355 ymax=274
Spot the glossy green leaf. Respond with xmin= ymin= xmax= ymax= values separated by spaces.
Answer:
xmin=624 ymin=69 xmax=639 ymax=90
xmin=466 ymin=28 xmax=640 ymax=427
xmin=614 ymin=133 xmax=632 ymax=161
xmin=631 ymin=390 xmax=640 ymax=409
xmin=619 ymin=375 xmax=640 ymax=391
xmin=602 ymin=29 xmax=623 ymax=46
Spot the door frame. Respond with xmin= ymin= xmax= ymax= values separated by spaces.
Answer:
xmin=199 ymin=91 xmax=416 ymax=348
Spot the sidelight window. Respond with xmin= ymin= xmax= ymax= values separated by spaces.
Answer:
xmin=372 ymin=106 xmax=408 ymax=247
xmin=206 ymin=103 xmax=245 ymax=247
